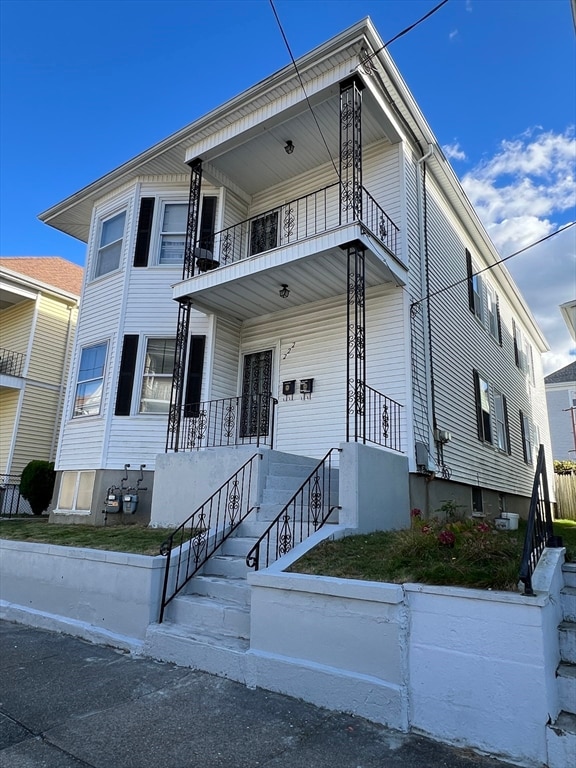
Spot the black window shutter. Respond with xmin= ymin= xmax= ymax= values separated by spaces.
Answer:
xmin=519 ymin=410 xmax=528 ymax=462
xmin=473 ymin=369 xmax=484 ymax=441
xmin=134 ymin=198 xmax=155 ymax=267
xmin=184 ymin=335 xmax=206 ymax=417
xmin=503 ymin=395 xmax=511 ymax=455
xmin=199 ymin=197 xmax=217 ymax=252
xmin=496 ymin=295 xmax=502 ymax=345
xmin=115 ymin=335 xmax=139 ymax=415
xmin=466 ymin=249 xmax=475 ymax=313
xmin=512 ymin=319 xmax=519 ymax=367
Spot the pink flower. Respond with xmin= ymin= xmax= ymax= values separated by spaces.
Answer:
xmin=421 ymin=525 xmax=432 ymax=534
xmin=476 ymin=522 xmax=490 ymax=533
xmin=411 ymin=508 xmax=422 ymax=518
xmin=438 ymin=530 xmax=456 ymax=547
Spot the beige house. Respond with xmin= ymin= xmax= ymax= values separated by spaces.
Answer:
xmin=0 ymin=257 xmax=82 ymax=478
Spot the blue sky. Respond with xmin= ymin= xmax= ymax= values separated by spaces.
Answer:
xmin=0 ymin=0 xmax=575 ymax=370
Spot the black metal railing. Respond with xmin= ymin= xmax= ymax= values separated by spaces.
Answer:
xmin=192 ymin=183 xmax=399 ymax=274
xmin=0 ymin=474 xmax=25 ymax=517
xmin=519 ymin=444 xmax=563 ymax=595
xmin=172 ymin=394 xmax=278 ymax=452
xmin=246 ymin=448 xmax=340 ymax=571
xmin=364 ymin=385 xmax=403 ymax=451
xmin=0 ymin=348 xmax=25 ymax=378
xmin=158 ymin=453 xmax=261 ymax=622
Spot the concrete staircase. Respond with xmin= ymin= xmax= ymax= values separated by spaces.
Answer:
xmin=546 ymin=562 xmax=576 ymax=768
xmin=144 ymin=452 xmax=337 ymax=679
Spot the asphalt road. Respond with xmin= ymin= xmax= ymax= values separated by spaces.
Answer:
xmin=0 ymin=620 xmax=514 ymax=768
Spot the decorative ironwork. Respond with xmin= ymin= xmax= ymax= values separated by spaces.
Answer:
xmin=381 ymin=403 xmax=390 ymax=439
xmin=174 ymin=394 xmax=278 ymax=452
xmin=246 ymin=448 xmax=340 ymax=571
xmin=250 ymin=212 xmax=279 ymax=256
xmin=364 ymin=384 xmax=403 ymax=452
xmin=166 ymin=298 xmax=192 ymax=452
xmin=159 ymin=453 xmax=262 ymax=622
xmin=346 ymin=242 xmax=366 ymax=442
xmin=0 ymin=348 xmax=25 ymax=377
xmin=0 ymin=474 xmax=25 ymax=517
xmin=519 ymin=444 xmax=562 ymax=595
xmin=339 ymin=76 xmax=363 ymax=224
xmin=240 ymin=351 xmax=272 ymax=439
xmin=183 ymin=158 xmax=203 ymax=280
xmin=283 ymin=206 xmax=295 ymax=238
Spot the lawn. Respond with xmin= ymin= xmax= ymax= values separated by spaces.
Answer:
xmin=288 ymin=518 xmax=576 ymax=592
xmin=0 ymin=518 xmax=178 ymax=555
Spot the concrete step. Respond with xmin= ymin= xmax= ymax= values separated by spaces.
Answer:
xmin=186 ymin=575 xmax=251 ymax=606
xmin=202 ymin=554 xmax=249 ymax=579
xmin=143 ymin=622 xmax=248 ymax=683
xmin=561 ymin=586 xmax=576 ymax=622
xmin=546 ymin=711 xmax=576 ymax=768
xmin=559 ymin=621 xmax=576 ymax=664
xmin=235 ymin=519 xmax=273 ymax=538
xmin=221 ymin=536 xmax=259 ymax=557
xmin=167 ymin=594 xmax=250 ymax=639
xmin=557 ymin=663 xmax=576 ymax=715
xmin=563 ymin=563 xmax=576 ymax=589
xmin=265 ymin=474 xmax=310 ymax=491
xmin=269 ymin=461 xmax=318 ymax=478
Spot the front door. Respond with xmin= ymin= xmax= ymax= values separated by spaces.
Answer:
xmin=240 ymin=350 xmax=273 ymax=438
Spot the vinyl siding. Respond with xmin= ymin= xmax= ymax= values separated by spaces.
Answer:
xmin=0 ymin=390 xmax=19 ymax=473
xmin=240 ymin=287 xmax=407 ymax=458
xmin=211 ymin=317 xmax=241 ymax=399
xmin=10 ymin=386 xmax=59 ymax=474
xmin=27 ymin=295 xmax=75 ymax=385
xmin=546 ymin=385 xmax=576 ymax=460
xmin=0 ymin=300 xmax=35 ymax=357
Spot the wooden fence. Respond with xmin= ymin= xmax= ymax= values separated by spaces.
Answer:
xmin=555 ymin=472 xmax=576 ymax=520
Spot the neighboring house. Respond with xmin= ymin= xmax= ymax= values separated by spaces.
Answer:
xmin=39 ymin=18 xmax=552 ymax=526
xmin=545 ymin=361 xmax=576 ymax=461
xmin=0 ymin=257 xmax=81 ymax=481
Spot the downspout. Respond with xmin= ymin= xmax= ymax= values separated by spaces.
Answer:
xmin=415 ymin=144 xmax=437 ymax=470
xmin=50 ymin=300 xmax=78 ymax=462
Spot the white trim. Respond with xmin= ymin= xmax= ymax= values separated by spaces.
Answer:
xmin=4 ymin=387 xmax=25 ymax=475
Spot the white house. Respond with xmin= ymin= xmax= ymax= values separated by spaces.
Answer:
xmin=39 ymin=18 xmax=552 ymax=528
xmin=545 ymin=363 xmax=576 ymax=461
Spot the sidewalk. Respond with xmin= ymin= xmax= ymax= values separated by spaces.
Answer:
xmin=0 ymin=620 xmax=512 ymax=768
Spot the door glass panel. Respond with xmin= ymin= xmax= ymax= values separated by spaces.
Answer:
xmin=240 ymin=350 xmax=272 ymax=437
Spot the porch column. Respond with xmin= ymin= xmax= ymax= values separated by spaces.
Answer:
xmin=166 ymin=158 xmax=203 ymax=452
xmin=346 ymin=240 xmax=366 ymax=443
xmin=339 ymin=75 xmax=364 ymax=224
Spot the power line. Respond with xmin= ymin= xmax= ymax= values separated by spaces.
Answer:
xmin=362 ymin=0 xmax=450 ymax=61
xmin=268 ymin=0 xmax=340 ymax=180
xmin=411 ymin=221 xmax=576 ymax=308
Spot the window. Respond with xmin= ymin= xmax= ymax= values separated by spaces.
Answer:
xmin=513 ymin=320 xmax=534 ymax=382
xmin=486 ymin=285 xmax=502 ymax=344
xmin=158 ymin=203 xmax=187 ymax=264
xmin=472 ymin=486 xmax=483 ymax=514
xmin=466 ymin=249 xmax=483 ymax=321
xmin=520 ymin=411 xmax=537 ymax=464
xmin=473 ymin=370 xmax=510 ymax=452
xmin=57 ymin=470 xmax=95 ymax=513
xmin=73 ymin=343 xmax=107 ymax=417
xmin=139 ymin=338 xmax=175 ymax=413
xmin=95 ymin=211 xmax=126 ymax=278
xmin=250 ymin=211 xmax=279 ymax=256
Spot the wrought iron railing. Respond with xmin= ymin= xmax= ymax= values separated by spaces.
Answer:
xmin=192 ymin=183 xmax=399 ymax=274
xmin=0 ymin=348 xmax=25 ymax=378
xmin=169 ymin=394 xmax=278 ymax=452
xmin=246 ymin=448 xmax=340 ymax=571
xmin=364 ymin=385 xmax=403 ymax=452
xmin=158 ymin=453 xmax=261 ymax=622
xmin=519 ymin=444 xmax=563 ymax=595
xmin=0 ymin=474 xmax=25 ymax=517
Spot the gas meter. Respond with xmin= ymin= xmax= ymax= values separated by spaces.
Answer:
xmin=104 ymin=488 xmax=122 ymax=514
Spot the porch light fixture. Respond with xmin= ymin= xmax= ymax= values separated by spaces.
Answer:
xmin=284 ymin=140 xmax=295 ymax=155
xmin=279 ymin=284 xmax=290 ymax=298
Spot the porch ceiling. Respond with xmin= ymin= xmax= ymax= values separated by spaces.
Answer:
xmin=200 ymin=89 xmax=393 ymax=198
xmin=173 ymin=227 xmax=406 ymax=321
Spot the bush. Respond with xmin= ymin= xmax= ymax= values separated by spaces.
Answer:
xmin=19 ymin=460 xmax=56 ymax=516
xmin=554 ymin=459 xmax=576 ymax=474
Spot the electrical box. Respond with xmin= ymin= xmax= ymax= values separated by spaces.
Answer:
xmin=434 ymin=428 xmax=452 ymax=444
xmin=282 ymin=380 xmax=296 ymax=397
xmin=104 ymin=489 xmax=122 ymax=514
xmin=122 ymin=493 xmax=139 ymax=515
xmin=300 ymin=378 xmax=314 ymax=397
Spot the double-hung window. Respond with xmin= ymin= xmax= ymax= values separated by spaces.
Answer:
xmin=73 ymin=343 xmax=108 ymax=417
xmin=139 ymin=338 xmax=175 ymax=413
xmin=466 ymin=249 xmax=483 ymax=321
xmin=474 ymin=371 xmax=493 ymax=444
xmin=513 ymin=320 xmax=535 ymax=383
xmin=486 ymin=285 xmax=502 ymax=344
xmin=493 ymin=390 xmax=510 ymax=453
xmin=95 ymin=211 xmax=126 ymax=278
xmin=158 ymin=203 xmax=187 ymax=265
xmin=520 ymin=411 xmax=539 ymax=464
xmin=473 ymin=370 xmax=510 ymax=452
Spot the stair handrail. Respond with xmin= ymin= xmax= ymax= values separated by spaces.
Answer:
xmin=519 ymin=443 xmax=562 ymax=595
xmin=246 ymin=448 xmax=340 ymax=572
xmin=158 ymin=453 xmax=262 ymax=622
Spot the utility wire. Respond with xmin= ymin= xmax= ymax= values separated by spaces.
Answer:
xmin=411 ymin=221 xmax=575 ymax=307
xmin=362 ymin=0 xmax=450 ymax=60
xmin=268 ymin=0 xmax=340 ymax=180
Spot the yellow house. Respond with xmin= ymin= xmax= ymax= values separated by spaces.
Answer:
xmin=0 ymin=257 xmax=82 ymax=481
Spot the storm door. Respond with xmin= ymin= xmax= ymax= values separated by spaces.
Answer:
xmin=250 ymin=212 xmax=278 ymax=256
xmin=240 ymin=350 xmax=273 ymax=438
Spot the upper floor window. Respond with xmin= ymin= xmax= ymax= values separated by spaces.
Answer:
xmin=158 ymin=203 xmax=187 ymax=265
xmin=486 ymin=284 xmax=502 ymax=344
xmin=466 ymin=250 xmax=501 ymax=343
xmin=95 ymin=211 xmax=126 ymax=278
xmin=473 ymin=370 xmax=510 ymax=453
xmin=73 ymin=342 xmax=108 ymax=417
xmin=466 ymin=249 xmax=483 ymax=321
xmin=139 ymin=338 xmax=175 ymax=413
xmin=513 ymin=320 xmax=535 ymax=383
xmin=520 ymin=410 xmax=539 ymax=465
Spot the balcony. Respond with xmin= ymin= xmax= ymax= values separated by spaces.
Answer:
xmin=0 ymin=347 xmax=25 ymax=380
xmin=173 ymin=183 xmax=406 ymax=320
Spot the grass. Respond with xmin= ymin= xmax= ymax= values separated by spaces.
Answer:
xmin=0 ymin=518 xmax=180 ymax=555
xmin=288 ymin=518 xmax=576 ymax=592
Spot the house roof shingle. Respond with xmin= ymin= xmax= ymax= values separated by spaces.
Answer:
xmin=545 ymin=360 xmax=576 ymax=385
xmin=0 ymin=257 xmax=83 ymax=297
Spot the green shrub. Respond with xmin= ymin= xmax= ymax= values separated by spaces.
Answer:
xmin=554 ymin=459 xmax=576 ymax=474
xmin=19 ymin=460 xmax=56 ymax=516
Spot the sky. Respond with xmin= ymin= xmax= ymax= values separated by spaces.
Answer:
xmin=1 ymin=0 xmax=575 ymax=374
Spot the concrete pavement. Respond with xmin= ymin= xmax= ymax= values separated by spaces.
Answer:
xmin=0 ymin=620 xmax=513 ymax=768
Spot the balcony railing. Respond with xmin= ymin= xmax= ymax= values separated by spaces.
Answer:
xmin=170 ymin=394 xmax=278 ymax=452
xmin=0 ymin=348 xmax=25 ymax=378
xmin=192 ymin=183 xmax=399 ymax=274
xmin=363 ymin=385 xmax=403 ymax=452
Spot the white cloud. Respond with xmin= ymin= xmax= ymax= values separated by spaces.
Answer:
xmin=461 ymin=128 xmax=576 ymax=375
xmin=449 ymin=29 xmax=459 ymax=41
xmin=443 ymin=142 xmax=467 ymax=161
xmin=466 ymin=0 xmax=473 ymax=12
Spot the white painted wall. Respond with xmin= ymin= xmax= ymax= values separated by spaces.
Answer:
xmin=546 ymin=384 xmax=576 ymax=460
